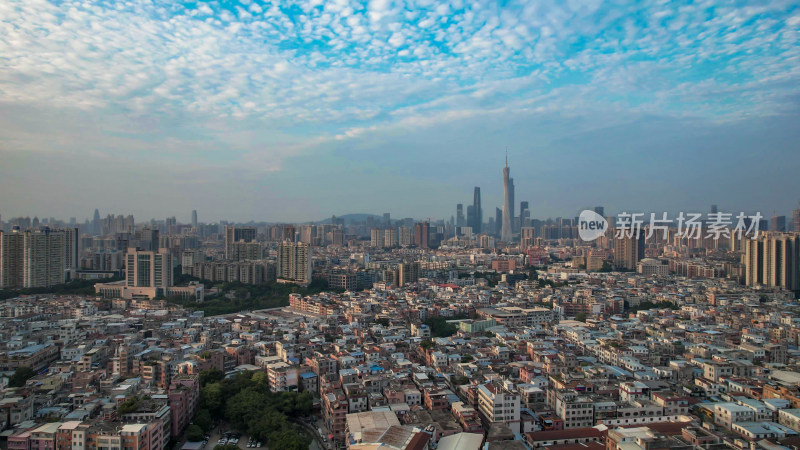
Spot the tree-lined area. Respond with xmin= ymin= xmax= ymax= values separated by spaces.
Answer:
xmin=0 ymin=277 xmax=123 ymax=301
xmin=193 ymin=369 xmax=313 ymax=450
xmin=167 ymin=270 xmax=335 ymax=315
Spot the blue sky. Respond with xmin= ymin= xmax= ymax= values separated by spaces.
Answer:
xmin=1 ymin=0 xmax=798 ymax=222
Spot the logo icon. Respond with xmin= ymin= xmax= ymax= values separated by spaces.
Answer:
xmin=578 ymin=210 xmax=608 ymax=241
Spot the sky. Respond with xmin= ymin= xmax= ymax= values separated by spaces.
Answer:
xmin=1 ymin=0 xmax=799 ymax=223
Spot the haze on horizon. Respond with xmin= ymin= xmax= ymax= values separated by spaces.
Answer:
xmin=1 ymin=0 xmax=799 ymax=223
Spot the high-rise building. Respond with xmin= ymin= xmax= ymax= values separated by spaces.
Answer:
xmin=495 ymin=208 xmax=502 ymax=238
xmin=0 ymin=227 xmax=67 ymax=289
xmin=398 ymin=226 xmax=412 ymax=246
xmin=191 ymin=210 xmax=198 ymax=228
xmin=521 ymin=227 xmax=536 ymax=250
xmin=501 ymin=153 xmax=513 ymax=242
xmin=229 ymin=241 xmax=263 ymax=261
xmin=384 ymin=228 xmax=398 ymax=248
xmin=134 ymin=227 xmax=160 ymax=252
xmin=92 ymin=209 xmax=101 ymax=236
xmin=225 ymin=226 xmax=257 ymax=259
xmin=771 ymin=215 xmax=787 ymax=232
xmin=793 ymin=204 xmax=800 ymax=232
xmin=710 ymin=204 xmax=718 ymax=214
xmin=0 ymin=227 xmax=24 ymax=288
xmin=414 ymin=222 xmax=430 ymax=249
xmin=63 ymin=227 xmax=79 ymax=271
xmin=299 ymin=225 xmax=314 ymax=244
xmin=520 ymin=201 xmax=530 ymax=229
xmin=125 ymin=247 xmax=172 ymax=291
xmin=370 ymin=228 xmax=383 ymax=247
xmin=277 ymin=242 xmax=311 ymax=285
xmin=398 ymin=262 xmax=420 ymax=287
xmin=282 ymin=225 xmax=296 ymax=242
xmin=456 ymin=204 xmax=465 ymax=227
xmin=509 ymin=177 xmax=516 ymax=232
xmin=614 ymin=233 xmax=644 ymax=271
xmin=471 ymin=187 xmax=482 ymax=233
xmin=383 ymin=213 xmax=391 ymax=227
xmin=594 ymin=206 xmax=605 ymax=217
xmin=744 ymin=232 xmax=800 ymax=290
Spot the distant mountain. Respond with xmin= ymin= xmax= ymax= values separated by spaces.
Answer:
xmin=314 ymin=213 xmax=383 ymax=225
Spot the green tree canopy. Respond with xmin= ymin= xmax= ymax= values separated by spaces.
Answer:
xmin=193 ymin=409 xmax=212 ymax=432
xmin=8 ymin=367 xmax=36 ymax=387
xmin=186 ymin=424 xmax=204 ymax=442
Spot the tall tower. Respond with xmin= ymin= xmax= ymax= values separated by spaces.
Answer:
xmin=509 ymin=178 xmax=515 ymax=232
xmin=501 ymin=152 xmax=513 ymax=242
xmin=191 ymin=210 xmax=198 ymax=228
xmin=92 ymin=209 xmax=101 ymax=236
xmin=472 ymin=187 xmax=482 ymax=233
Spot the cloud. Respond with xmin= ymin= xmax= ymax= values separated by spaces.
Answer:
xmin=0 ymin=0 xmax=798 ymax=220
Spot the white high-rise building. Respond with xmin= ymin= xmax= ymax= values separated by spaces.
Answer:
xmin=398 ymin=227 xmax=412 ymax=246
xmin=384 ymin=228 xmax=398 ymax=248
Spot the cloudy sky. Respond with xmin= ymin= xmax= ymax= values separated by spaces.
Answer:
xmin=1 ymin=0 xmax=798 ymax=223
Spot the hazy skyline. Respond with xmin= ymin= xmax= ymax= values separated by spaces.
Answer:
xmin=1 ymin=0 xmax=799 ymax=222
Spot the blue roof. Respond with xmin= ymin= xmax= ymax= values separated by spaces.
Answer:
xmin=300 ymin=372 xmax=317 ymax=379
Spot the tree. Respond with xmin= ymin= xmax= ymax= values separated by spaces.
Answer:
xmin=199 ymin=369 xmax=224 ymax=387
xmin=419 ymin=340 xmax=434 ymax=350
xmin=575 ymin=312 xmax=587 ymax=322
xmin=8 ymin=367 xmax=36 ymax=387
xmin=201 ymin=382 xmax=224 ymax=417
xmin=450 ymin=375 xmax=470 ymax=385
xmin=117 ymin=397 xmax=140 ymax=415
xmin=193 ymin=409 xmax=212 ymax=432
xmin=251 ymin=371 xmax=269 ymax=387
xmin=461 ymin=355 xmax=474 ymax=363
xmin=186 ymin=424 xmax=204 ymax=442
xmin=268 ymin=429 xmax=312 ymax=450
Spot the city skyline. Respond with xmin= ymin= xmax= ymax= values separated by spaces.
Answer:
xmin=1 ymin=0 xmax=799 ymax=221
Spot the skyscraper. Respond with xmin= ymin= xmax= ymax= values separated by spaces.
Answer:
xmin=501 ymin=153 xmax=513 ymax=242
xmin=594 ymin=206 xmax=605 ymax=217
xmin=191 ymin=210 xmax=198 ymax=228
xmin=509 ymin=178 xmax=515 ymax=232
xmin=520 ymin=201 xmax=530 ymax=229
xmin=495 ymin=208 xmax=502 ymax=237
xmin=92 ymin=209 xmax=101 ymax=236
xmin=471 ymin=187 xmax=482 ymax=233
xmin=456 ymin=204 xmax=465 ymax=227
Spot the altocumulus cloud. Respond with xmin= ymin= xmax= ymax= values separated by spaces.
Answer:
xmin=0 ymin=0 xmax=798 ymax=220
